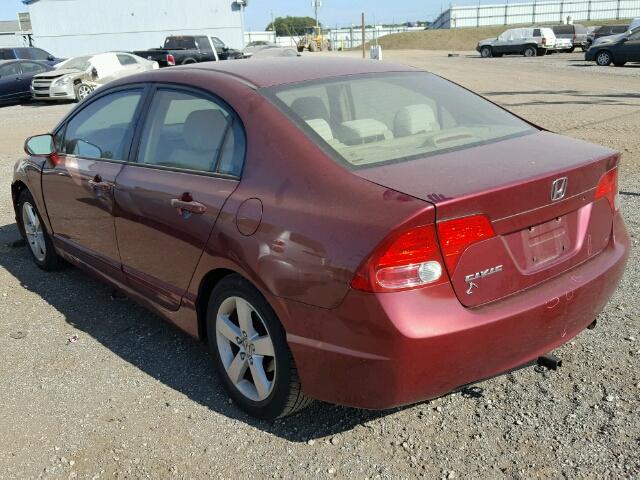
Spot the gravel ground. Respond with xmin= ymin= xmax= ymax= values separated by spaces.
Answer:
xmin=0 ymin=52 xmax=639 ymax=479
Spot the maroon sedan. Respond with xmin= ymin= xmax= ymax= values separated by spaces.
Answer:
xmin=12 ymin=58 xmax=629 ymax=419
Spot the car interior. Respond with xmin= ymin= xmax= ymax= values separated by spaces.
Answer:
xmin=275 ymin=73 xmax=534 ymax=168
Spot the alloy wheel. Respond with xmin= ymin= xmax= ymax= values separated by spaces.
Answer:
xmin=22 ymin=202 xmax=46 ymax=262
xmin=77 ymin=85 xmax=92 ymax=100
xmin=215 ymin=296 xmax=277 ymax=402
xmin=596 ymin=52 xmax=611 ymax=66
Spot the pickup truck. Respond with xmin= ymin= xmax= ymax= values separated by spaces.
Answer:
xmin=133 ymin=35 xmax=244 ymax=67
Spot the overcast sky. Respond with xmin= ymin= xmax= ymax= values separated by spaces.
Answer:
xmin=0 ymin=0 xmax=483 ymax=28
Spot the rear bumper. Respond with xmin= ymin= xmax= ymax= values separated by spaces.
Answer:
xmin=281 ymin=214 xmax=629 ymax=409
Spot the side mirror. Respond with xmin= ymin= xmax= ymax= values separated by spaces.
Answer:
xmin=620 ymin=37 xmax=628 ymax=43
xmin=47 ymin=55 xmax=55 ymax=61
xmin=25 ymin=134 xmax=55 ymax=156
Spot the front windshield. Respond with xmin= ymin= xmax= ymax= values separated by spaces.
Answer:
xmin=56 ymin=56 xmax=91 ymax=71
xmin=266 ymin=72 xmax=536 ymax=170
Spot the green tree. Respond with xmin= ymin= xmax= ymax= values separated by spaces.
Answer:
xmin=266 ymin=16 xmax=320 ymax=37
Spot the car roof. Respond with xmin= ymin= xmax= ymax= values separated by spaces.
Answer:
xmin=182 ymin=57 xmax=421 ymax=88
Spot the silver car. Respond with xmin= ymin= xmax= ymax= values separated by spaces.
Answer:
xmin=31 ymin=52 xmax=158 ymax=102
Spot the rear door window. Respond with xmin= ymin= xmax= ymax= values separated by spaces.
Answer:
xmin=136 ymin=88 xmax=245 ymax=176
xmin=20 ymin=61 xmax=48 ymax=75
xmin=613 ymin=25 xmax=628 ymax=33
xmin=0 ymin=62 xmax=21 ymax=76
xmin=0 ymin=49 xmax=15 ymax=60
xmin=63 ymin=90 xmax=143 ymax=160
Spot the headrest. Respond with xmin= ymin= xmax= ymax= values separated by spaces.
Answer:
xmin=183 ymin=109 xmax=229 ymax=151
xmin=290 ymin=96 xmax=329 ymax=121
xmin=394 ymin=104 xmax=439 ymax=137
xmin=305 ymin=119 xmax=334 ymax=142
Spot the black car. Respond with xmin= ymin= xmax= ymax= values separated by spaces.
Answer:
xmin=586 ymin=24 xmax=629 ymax=47
xmin=134 ymin=35 xmax=244 ymax=67
xmin=0 ymin=47 xmax=63 ymax=67
xmin=585 ymin=27 xmax=640 ymax=66
xmin=0 ymin=60 xmax=52 ymax=105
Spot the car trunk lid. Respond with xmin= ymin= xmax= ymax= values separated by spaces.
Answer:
xmin=355 ymin=131 xmax=619 ymax=307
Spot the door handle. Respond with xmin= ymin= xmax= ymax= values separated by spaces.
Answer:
xmin=171 ymin=198 xmax=207 ymax=214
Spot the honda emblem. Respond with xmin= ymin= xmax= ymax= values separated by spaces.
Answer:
xmin=550 ymin=177 xmax=568 ymax=201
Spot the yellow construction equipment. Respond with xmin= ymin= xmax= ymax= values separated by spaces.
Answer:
xmin=297 ymin=26 xmax=332 ymax=52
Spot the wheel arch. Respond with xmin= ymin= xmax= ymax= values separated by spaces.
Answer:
xmin=11 ymin=180 xmax=29 ymax=234
xmin=195 ymin=267 xmax=240 ymax=341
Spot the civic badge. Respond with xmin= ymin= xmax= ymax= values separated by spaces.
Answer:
xmin=550 ymin=177 xmax=568 ymax=201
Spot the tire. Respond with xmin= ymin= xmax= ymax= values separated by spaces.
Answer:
xmin=524 ymin=46 xmax=537 ymax=57
xmin=182 ymin=58 xmax=197 ymax=65
xmin=480 ymin=46 xmax=492 ymax=58
xmin=17 ymin=189 xmax=62 ymax=271
xmin=567 ymin=47 xmax=575 ymax=53
xmin=309 ymin=42 xmax=318 ymax=52
xmin=613 ymin=61 xmax=626 ymax=67
xmin=207 ymin=274 xmax=312 ymax=419
xmin=596 ymin=50 xmax=612 ymax=66
xmin=581 ymin=45 xmax=587 ymax=52
xmin=75 ymin=83 xmax=93 ymax=102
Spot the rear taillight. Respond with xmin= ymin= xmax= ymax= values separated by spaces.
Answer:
xmin=351 ymin=224 xmax=446 ymax=292
xmin=437 ymin=215 xmax=495 ymax=273
xmin=166 ymin=54 xmax=176 ymax=66
xmin=595 ymin=168 xmax=619 ymax=212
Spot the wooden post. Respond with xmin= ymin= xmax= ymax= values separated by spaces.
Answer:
xmin=361 ymin=12 xmax=366 ymax=59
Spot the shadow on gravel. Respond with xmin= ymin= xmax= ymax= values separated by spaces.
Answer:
xmin=0 ymin=222 xmax=418 ymax=442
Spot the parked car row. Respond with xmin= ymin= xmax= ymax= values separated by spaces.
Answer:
xmin=477 ymin=27 xmax=571 ymax=57
xmin=1 ymin=34 xmax=273 ymax=106
xmin=478 ymin=21 xmax=640 ymax=68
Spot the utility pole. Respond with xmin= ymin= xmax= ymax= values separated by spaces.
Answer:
xmin=312 ymin=0 xmax=322 ymax=27
xmin=361 ymin=12 xmax=366 ymax=59
xmin=270 ymin=9 xmax=275 ymax=42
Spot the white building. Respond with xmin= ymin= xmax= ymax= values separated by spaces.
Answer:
xmin=432 ymin=0 xmax=640 ymax=28
xmin=22 ymin=0 xmax=246 ymax=57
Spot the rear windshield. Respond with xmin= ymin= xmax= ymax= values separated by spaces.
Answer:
xmin=265 ymin=72 xmax=535 ymax=170
xmin=552 ymin=25 xmax=573 ymax=34
xmin=164 ymin=37 xmax=196 ymax=49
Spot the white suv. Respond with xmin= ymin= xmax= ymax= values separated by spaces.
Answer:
xmin=477 ymin=27 xmax=556 ymax=57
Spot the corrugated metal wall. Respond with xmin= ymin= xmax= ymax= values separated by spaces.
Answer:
xmin=27 ymin=0 xmax=243 ymax=57
xmin=432 ymin=0 xmax=640 ymax=28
